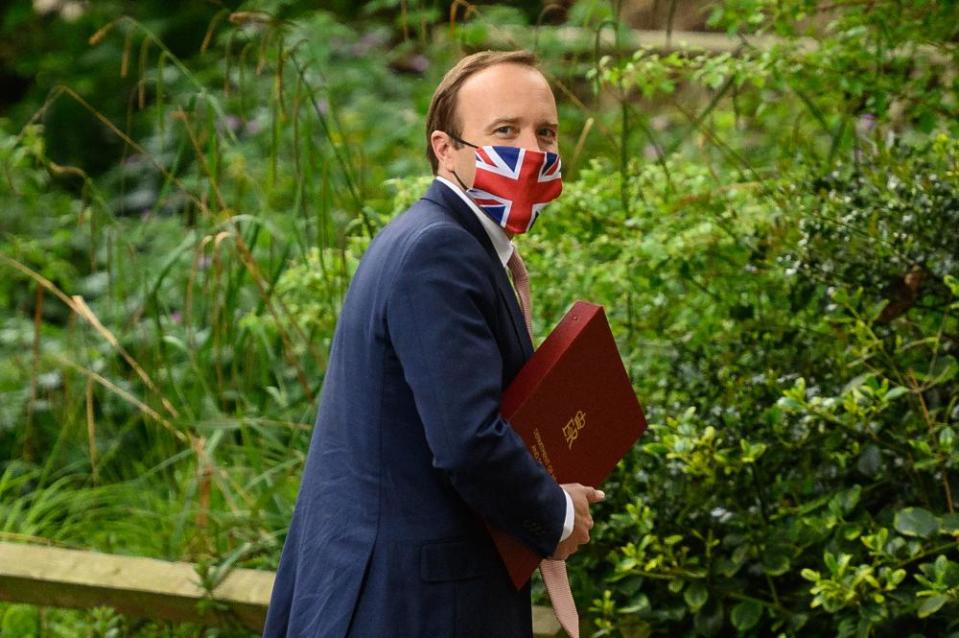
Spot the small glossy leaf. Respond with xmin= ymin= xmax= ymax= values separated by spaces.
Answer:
xmin=842 ymin=372 xmax=874 ymax=394
xmin=840 ymin=523 xmax=862 ymax=541
xmin=684 ymin=582 xmax=709 ymax=612
xmin=939 ymin=427 xmax=956 ymax=449
xmin=884 ymin=386 xmax=909 ymax=400
xmin=731 ymin=600 xmax=762 ymax=631
xmin=917 ymin=594 xmax=948 ymax=618
xmin=776 ymin=396 xmax=804 ymax=410
xmin=940 ymin=513 xmax=959 ymax=534
xmin=895 ymin=507 xmax=940 ymax=538
xmin=762 ymin=545 xmax=792 ymax=576
xmin=857 ymin=444 xmax=882 ymax=476
xmin=839 ymin=485 xmax=862 ymax=513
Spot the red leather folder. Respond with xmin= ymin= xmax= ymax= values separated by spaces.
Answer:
xmin=493 ymin=301 xmax=648 ymax=589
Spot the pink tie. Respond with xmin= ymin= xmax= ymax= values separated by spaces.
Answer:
xmin=506 ymin=248 xmax=580 ymax=638
xmin=506 ymin=249 xmax=534 ymax=339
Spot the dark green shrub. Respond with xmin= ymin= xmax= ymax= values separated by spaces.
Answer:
xmin=558 ymin=137 xmax=959 ymax=638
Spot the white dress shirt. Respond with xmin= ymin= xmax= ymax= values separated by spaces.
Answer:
xmin=435 ymin=176 xmax=575 ymax=545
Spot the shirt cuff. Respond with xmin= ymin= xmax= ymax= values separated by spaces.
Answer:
xmin=559 ymin=488 xmax=574 ymax=542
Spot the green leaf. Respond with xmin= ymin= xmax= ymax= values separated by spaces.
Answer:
xmin=762 ymin=545 xmax=792 ymax=576
xmin=731 ymin=600 xmax=763 ymax=631
xmin=939 ymin=427 xmax=957 ymax=450
xmin=801 ymin=568 xmax=820 ymax=582
xmin=619 ymin=593 xmax=651 ymax=614
xmin=824 ymin=551 xmax=839 ymax=572
xmin=917 ymin=594 xmax=948 ymax=618
xmin=715 ymin=556 xmax=743 ymax=577
xmin=684 ymin=582 xmax=709 ymax=612
xmin=940 ymin=513 xmax=959 ymax=534
xmin=895 ymin=507 xmax=940 ymax=538
xmin=884 ymin=386 xmax=909 ymax=401
xmin=643 ymin=443 xmax=670 ymax=456
xmin=839 ymin=485 xmax=862 ymax=513
xmin=857 ymin=444 xmax=882 ymax=476
xmin=945 ymin=274 xmax=959 ymax=296
xmin=776 ymin=396 xmax=804 ymax=411
xmin=842 ymin=372 xmax=874 ymax=395
xmin=840 ymin=522 xmax=862 ymax=541
xmin=161 ymin=334 xmax=190 ymax=353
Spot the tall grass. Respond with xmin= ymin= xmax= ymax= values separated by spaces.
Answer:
xmin=2 ymin=10 xmax=426 ymax=634
xmin=1 ymin=9 xmax=424 ymax=572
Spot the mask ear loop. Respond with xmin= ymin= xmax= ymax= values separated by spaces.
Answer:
xmin=446 ymin=131 xmax=478 ymax=191
xmin=451 ymin=169 xmax=472 ymax=191
xmin=447 ymin=132 xmax=478 ymax=149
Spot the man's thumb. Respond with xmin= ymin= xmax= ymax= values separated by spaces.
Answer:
xmin=588 ymin=488 xmax=606 ymax=503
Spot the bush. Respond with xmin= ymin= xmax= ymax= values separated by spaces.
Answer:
xmin=559 ymin=137 xmax=959 ymax=637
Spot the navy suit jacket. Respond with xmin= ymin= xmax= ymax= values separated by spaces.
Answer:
xmin=262 ymin=180 xmax=568 ymax=638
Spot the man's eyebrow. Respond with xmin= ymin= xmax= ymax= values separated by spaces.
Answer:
xmin=485 ymin=117 xmax=521 ymax=129
xmin=485 ymin=117 xmax=559 ymax=129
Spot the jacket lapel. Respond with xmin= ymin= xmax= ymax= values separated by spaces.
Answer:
xmin=423 ymin=180 xmax=534 ymax=360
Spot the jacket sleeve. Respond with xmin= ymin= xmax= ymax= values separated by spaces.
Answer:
xmin=386 ymin=221 xmax=567 ymax=557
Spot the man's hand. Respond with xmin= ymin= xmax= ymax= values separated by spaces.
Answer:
xmin=551 ymin=483 xmax=605 ymax=560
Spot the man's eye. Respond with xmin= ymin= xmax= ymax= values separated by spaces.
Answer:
xmin=495 ymin=126 xmax=515 ymax=135
xmin=539 ymin=129 xmax=557 ymax=139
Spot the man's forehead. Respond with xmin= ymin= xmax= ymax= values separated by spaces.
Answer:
xmin=458 ymin=63 xmax=554 ymax=99
xmin=456 ymin=63 xmax=557 ymax=127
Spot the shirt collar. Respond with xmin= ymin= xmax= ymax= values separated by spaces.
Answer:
xmin=435 ymin=175 xmax=514 ymax=268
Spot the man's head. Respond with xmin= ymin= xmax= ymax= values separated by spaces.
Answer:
xmin=426 ymin=50 xmax=559 ymax=187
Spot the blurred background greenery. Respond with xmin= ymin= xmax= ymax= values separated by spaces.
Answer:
xmin=1 ymin=0 xmax=958 ymax=636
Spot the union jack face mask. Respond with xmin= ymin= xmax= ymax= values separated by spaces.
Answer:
xmin=449 ymin=134 xmax=563 ymax=235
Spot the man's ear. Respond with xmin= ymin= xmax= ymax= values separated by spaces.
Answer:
xmin=430 ymin=130 xmax=456 ymax=173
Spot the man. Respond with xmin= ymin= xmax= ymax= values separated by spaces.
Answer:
xmin=263 ymin=50 xmax=603 ymax=638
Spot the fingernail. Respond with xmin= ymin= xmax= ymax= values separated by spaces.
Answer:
xmin=597 ymin=490 xmax=606 ymax=499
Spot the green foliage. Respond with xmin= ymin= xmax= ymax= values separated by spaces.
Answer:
xmin=545 ymin=134 xmax=958 ymax=635
xmin=535 ymin=4 xmax=959 ymax=633
xmin=548 ymin=144 xmax=959 ymax=637
xmin=1 ymin=604 xmax=39 ymax=638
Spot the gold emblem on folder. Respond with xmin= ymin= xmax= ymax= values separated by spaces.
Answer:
xmin=563 ymin=410 xmax=586 ymax=450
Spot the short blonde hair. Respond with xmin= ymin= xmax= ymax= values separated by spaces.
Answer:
xmin=424 ymin=50 xmax=542 ymax=174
